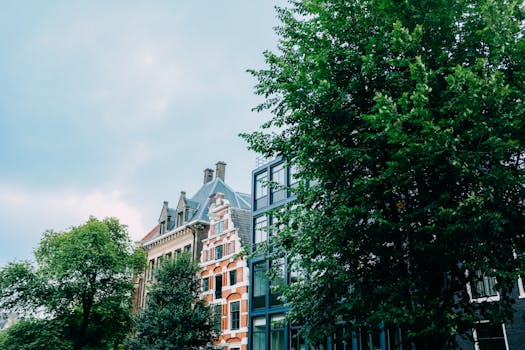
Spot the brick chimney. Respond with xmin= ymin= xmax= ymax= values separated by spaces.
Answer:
xmin=203 ymin=168 xmax=214 ymax=184
xmin=215 ymin=161 xmax=226 ymax=181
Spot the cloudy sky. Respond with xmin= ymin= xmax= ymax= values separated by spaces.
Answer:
xmin=0 ymin=1 xmax=285 ymax=266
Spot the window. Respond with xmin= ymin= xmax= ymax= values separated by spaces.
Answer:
xmin=252 ymin=317 xmax=266 ymax=350
xmin=289 ymin=163 xmax=299 ymax=188
xmin=215 ymin=274 xmax=223 ymax=299
xmin=230 ymin=269 xmax=237 ymax=285
xmin=471 ymin=271 xmax=499 ymax=301
xmin=255 ymin=171 xmax=268 ymax=209
xmin=202 ymin=277 xmax=209 ymax=292
xmin=215 ymin=245 xmax=223 ymax=260
xmin=214 ymin=304 xmax=222 ymax=331
xmin=254 ymin=216 xmax=268 ymax=248
xmin=177 ymin=211 xmax=184 ymax=226
xmin=252 ymin=262 xmax=267 ymax=309
xmin=227 ymin=241 xmax=235 ymax=255
xmin=215 ymin=220 xmax=224 ymax=234
xmin=271 ymin=258 xmax=285 ymax=306
xmin=290 ymin=327 xmax=306 ymax=350
xmin=184 ymin=244 xmax=191 ymax=254
xmin=270 ymin=314 xmax=285 ymax=350
xmin=473 ymin=322 xmax=508 ymax=350
xmin=148 ymin=259 xmax=155 ymax=280
xmin=518 ymin=276 xmax=525 ymax=298
xmin=270 ymin=163 xmax=286 ymax=203
xmin=230 ymin=301 xmax=240 ymax=330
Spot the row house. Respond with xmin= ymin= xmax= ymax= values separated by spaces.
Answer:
xmin=200 ymin=192 xmax=251 ymax=350
xmin=136 ymin=162 xmax=250 ymax=311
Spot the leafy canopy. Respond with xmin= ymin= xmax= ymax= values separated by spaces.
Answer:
xmin=243 ymin=0 xmax=525 ymax=347
xmin=0 ymin=217 xmax=145 ymax=350
xmin=125 ymin=253 xmax=218 ymax=350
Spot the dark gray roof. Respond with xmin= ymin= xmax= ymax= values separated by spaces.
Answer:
xmin=142 ymin=177 xmax=251 ymax=244
xmin=187 ymin=177 xmax=251 ymax=222
xmin=231 ymin=207 xmax=251 ymax=247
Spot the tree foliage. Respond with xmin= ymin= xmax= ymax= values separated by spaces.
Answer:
xmin=0 ymin=319 xmax=72 ymax=350
xmin=243 ymin=0 xmax=525 ymax=347
xmin=0 ymin=217 xmax=145 ymax=350
xmin=125 ymin=253 xmax=218 ymax=350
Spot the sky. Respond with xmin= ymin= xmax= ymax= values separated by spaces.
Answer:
xmin=0 ymin=1 xmax=286 ymax=266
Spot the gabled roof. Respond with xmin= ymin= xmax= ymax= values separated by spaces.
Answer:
xmin=139 ymin=224 xmax=160 ymax=243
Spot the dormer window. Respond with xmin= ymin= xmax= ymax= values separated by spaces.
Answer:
xmin=177 ymin=211 xmax=184 ymax=226
xmin=160 ymin=220 xmax=166 ymax=235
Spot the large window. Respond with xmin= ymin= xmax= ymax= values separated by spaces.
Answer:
xmin=270 ymin=163 xmax=286 ymax=204
xmin=230 ymin=301 xmax=240 ymax=330
xmin=474 ymin=322 xmax=508 ymax=350
xmin=214 ymin=304 xmax=222 ymax=331
xmin=255 ymin=171 xmax=268 ymax=209
xmin=252 ymin=317 xmax=266 ymax=350
xmin=215 ymin=274 xmax=223 ymax=299
xmin=270 ymin=314 xmax=285 ymax=350
xmin=254 ymin=216 xmax=268 ymax=248
xmin=252 ymin=262 xmax=267 ymax=309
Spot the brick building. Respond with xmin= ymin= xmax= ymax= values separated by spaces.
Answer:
xmin=200 ymin=192 xmax=251 ymax=350
xmin=136 ymin=162 xmax=250 ymax=311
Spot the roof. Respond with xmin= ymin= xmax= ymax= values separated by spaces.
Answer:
xmin=230 ymin=207 xmax=251 ymax=247
xmin=140 ymin=177 xmax=251 ymax=244
xmin=139 ymin=224 xmax=160 ymax=242
xmin=186 ymin=177 xmax=250 ymax=222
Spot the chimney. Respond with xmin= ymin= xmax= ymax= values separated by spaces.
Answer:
xmin=203 ymin=168 xmax=214 ymax=184
xmin=215 ymin=161 xmax=226 ymax=181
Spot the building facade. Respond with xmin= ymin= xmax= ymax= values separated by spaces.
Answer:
xmin=248 ymin=159 xmax=525 ymax=350
xmin=249 ymin=158 xmax=304 ymax=350
xmin=136 ymin=162 xmax=250 ymax=310
xmin=200 ymin=192 xmax=251 ymax=350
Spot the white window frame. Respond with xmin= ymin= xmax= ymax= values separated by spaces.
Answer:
xmin=229 ymin=300 xmax=241 ymax=330
xmin=518 ymin=276 xmax=525 ymax=299
xmin=466 ymin=270 xmax=500 ymax=303
xmin=473 ymin=321 xmax=509 ymax=350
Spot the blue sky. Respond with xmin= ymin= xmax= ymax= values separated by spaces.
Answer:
xmin=0 ymin=1 xmax=285 ymax=266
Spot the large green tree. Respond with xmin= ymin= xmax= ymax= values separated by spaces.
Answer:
xmin=243 ymin=0 xmax=525 ymax=348
xmin=125 ymin=253 xmax=218 ymax=350
xmin=0 ymin=217 xmax=145 ymax=350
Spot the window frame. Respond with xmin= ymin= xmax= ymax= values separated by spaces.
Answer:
xmin=229 ymin=300 xmax=240 ymax=330
xmin=229 ymin=269 xmax=237 ymax=286
xmin=472 ymin=321 xmax=509 ymax=350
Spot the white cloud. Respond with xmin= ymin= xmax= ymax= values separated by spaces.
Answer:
xmin=0 ymin=184 xmax=147 ymax=244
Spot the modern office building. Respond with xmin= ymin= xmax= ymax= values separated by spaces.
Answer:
xmin=248 ymin=157 xmax=304 ymax=350
xmin=248 ymin=158 xmax=525 ymax=350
